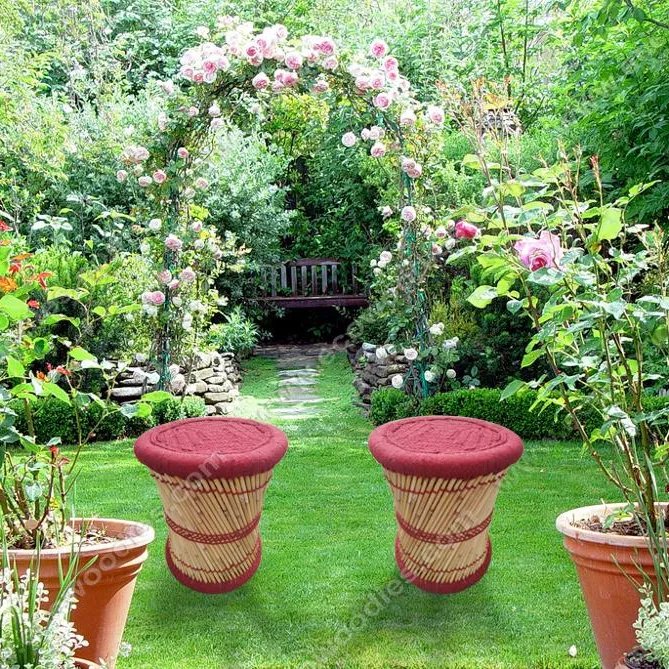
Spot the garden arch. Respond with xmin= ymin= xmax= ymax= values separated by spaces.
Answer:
xmin=117 ymin=18 xmax=453 ymax=390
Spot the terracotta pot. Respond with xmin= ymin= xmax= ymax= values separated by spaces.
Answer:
xmin=556 ymin=504 xmax=658 ymax=669
xmin=614 ymin=660 xmax=628 ymax=669
xmin=9 ymin=518 xmax=154 ymax=669
xmin=75 ymin=660 xmax=101 ymax=669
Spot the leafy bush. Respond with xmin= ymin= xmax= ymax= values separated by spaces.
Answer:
xmin=205 ymin=308 xmax=260 ymax=357
xmin=153 ymin=396 xmax=206 ymax=424
xmin=348 ymin=305 xmax=395 ymax=346
xmin=369 ymin=388 xmax=419 ymax=426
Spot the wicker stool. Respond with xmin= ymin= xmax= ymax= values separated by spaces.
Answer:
xmin=135 ymin=417 xmax=287 ymax=594
xmin=369 ymin=416 xmax=522 ymax=593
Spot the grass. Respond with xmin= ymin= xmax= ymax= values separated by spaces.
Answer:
xmin=74 ymin=352 xmax=607 ymax=669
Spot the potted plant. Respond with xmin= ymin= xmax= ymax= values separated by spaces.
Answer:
xmin=0 ymin=549 xmax=100 ymax=669
xmin=441 ymin=83 xmax=669 ymax=669
xmin=0 ymin=233 xmax=162 ymax=667
xmin=616 ymin=587 xmax=669 ymax=668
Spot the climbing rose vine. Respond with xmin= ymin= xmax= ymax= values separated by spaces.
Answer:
xmin=117 ymin=16 xmax=455 ymax=389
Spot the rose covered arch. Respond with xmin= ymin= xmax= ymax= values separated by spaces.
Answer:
xmin=117 ymin=17 xmax=463 ymax=390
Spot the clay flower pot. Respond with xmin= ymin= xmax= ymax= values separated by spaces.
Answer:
xmin=557 ymin=504 xmax=658 ymax=669
xmin=75 ymin=661 xmax=101 ymax=669
xmin=9 ymin=518 xmax=154 ymax=669
xmin=615 ymin=660 xmax=628 ymax=669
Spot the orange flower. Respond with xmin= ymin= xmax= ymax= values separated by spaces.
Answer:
xmin=27 ymin=272 xmax=53 ymax=289
xmin=0 ymin=276 xmax=17 ymax=293
xmin=27 ymin=299 xmax=40 ymax=309
xmin=0 ymin=221 xmax=11 ymax=232
xmin=35 ymin=371 xmax=48 ymax=381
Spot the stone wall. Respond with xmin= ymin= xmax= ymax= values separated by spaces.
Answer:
xmin=111 ymin=351 xmax=242 ymax=416
xmin=347 ymin=342 xmax=410 ymax=407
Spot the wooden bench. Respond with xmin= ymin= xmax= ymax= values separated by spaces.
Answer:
xmin=256 ymin=258 xmax=368 ymax=309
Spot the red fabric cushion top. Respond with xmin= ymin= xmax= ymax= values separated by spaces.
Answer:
xmin=134 ymin=417 xmax=288 ymax=479
xmin=369 ymin=416 xmax=523 ymax=479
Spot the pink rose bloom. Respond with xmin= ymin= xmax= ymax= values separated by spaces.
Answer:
xmin=116 ymin=169 xmax=128 ymax=183
xmin=210 ymin=118 xmax=224 ymax=129
xmin=193 ymin=72 xmax=204 ymax=84
xmin=370 ymin=73 xmax=385 ymax=90
xmin=187 ymin=106 xmax=199 ymax=117
xmin=380 ymin=205 xmax=393 ymax=219
xmin=275 ymin=24 xmax=288 ymax=40
xmin=370 ymin=141 xmax=386 ymax=158
xmin=454 ymin=220 xmax=480 ymax=239
xmin=386 ymin=69 xmax=399 ymax=84
xmin=405 ymin=163 xmax=422 ymax=178
xmin=514 ymin=230 xmax=565 ymax=271
xmin=341 ymin=132 xmax=357 ymax=148
xmin=361 ymin=128 xmax=371 ymax=141
xmin=167 ymin=279 xmax=180 ymax=291
xmin=322 ymin=56 xmax=338 ymax=71
xmin=203 ymin=60 xmax=217 ymax=74
xmin=432 ymin=243 xmax=441 ymax=255
xmin=427 ymin=105 xmax=445 ymax=125
xmin=177 ymin=147 xmax=189 ymax=159
xmin=381 ymin=56 xmax=399 ymax=72
xmin=272 ymin=81 xmax=285 ymax=93
xmin=373 ymin=92 xmax=392 ymax=110
xmin=158 ymin=269 xmax=173 ymax=284
xmin=208 ymin=102 xmax=221 ymax=117
xmin=194 ymin=177 xmax=209 ymax=190
xmin=282 ymin=71 xmax=299 ymax=87
xmin=252 ymin=72 xmax=270 ymax=89
xmin=284 ymin=51 xmax=303 ymax=70
xmin=245 ymin=44 xmax=261 ymax=60
xmin=159 ymin=80 xmax=175 ymax=95
xmin=180 ymin=267 xmax=196 ymax=282
xmin=313 ymin=79 xmax=329 ymax=93
xmin=370 ymin=38 xmax=389 ymax=59
xmin=435 ymin=226 xmax=447 ymax=239
xmin=138 ymin=176 xmax=152 ymax=187
xmin=400 ymin=109 xmax=416 ymax=126
xmin=191 ymin=220 xmax=203 ymax=232
xmin=165 ymin=234 xmax=183 ymax=252
xmin=318 ymin=38 xmax=336 ymax=56
xmin=355 ymin=75 xmax=371 ymax=92
xmin=153 ymin=170 xmax=167 ymax=184
xmin=148 ymin=291 xmax=166 ymax=306
xmin=368 ymin=126 xmax=383 ymax=140
xmin=401 ymin=206 xmax=417 ymax=223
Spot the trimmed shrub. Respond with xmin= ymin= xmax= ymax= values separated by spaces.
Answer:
xmin=153 ymin=396 xmax=206 ymax=424
xmin=370 ymin=388 xmax=419 ymax=426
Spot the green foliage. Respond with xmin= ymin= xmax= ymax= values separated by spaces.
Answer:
xmin=152 ymin=396 xmax=206 ymax=425
xmin=369 ymin=388 xmax=419 ymax=426
xmin=347 ymin=304 xmax=395 ymax=345
xmin=205 ymin=308 xmax=261 ymax=357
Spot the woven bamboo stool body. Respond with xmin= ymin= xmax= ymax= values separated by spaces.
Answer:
xmin=369 ymin=416 xmax=522 ymax=594
xmin=135 ymin=417 xmax=287 ymax=594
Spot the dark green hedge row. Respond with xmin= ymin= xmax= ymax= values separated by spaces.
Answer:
xmin=370 ymin=388 xmax=669 ymax=441
xmin=9 ymin=395 xmax=206 ymax=445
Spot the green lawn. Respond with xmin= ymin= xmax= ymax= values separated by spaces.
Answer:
xmin=75 ymin=353 xmax=605 ymax=669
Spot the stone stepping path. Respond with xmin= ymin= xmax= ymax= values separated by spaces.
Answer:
xmin=258 ymin=345 xmax=330 ymax=420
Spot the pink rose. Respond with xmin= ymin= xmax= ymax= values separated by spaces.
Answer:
xmin=180 ymin=267 xmax=196 ymax=282
xmin=373 ymin=92 xmax=392 ymax=110
xmin=370 ymin=141 xmax=386 ymax=158
xmin=191 ymin=221 xmax=203 ymax=232
xmin=313 ymin=79 xmax=329 ymax=93
xmin=167 ymin=279 xmax=180 ymax=291
xmin=322 ymin=56 xmax=338 ymax=71
xmin=341 ymin=132 xmax=357 ymax=148
xmin=116 ymin=170 xmax=128 ymax=183
xmin=187 ymin=106 xmax=199 ymax=117
xmin=401 ymin=206 xmax=417 ymax=223
xmin=208 ymin=102 xmax=221 ymax=117
xmin=514 ymin=230 xmax=564 ymax=271
xmin=282 ymin=71 xmax=299 ymax=87
xmin=435 ymin=226 xmax=447 ymax=239
xmin=427 ymin=105 xmax=445 ymax=125
xmin=275 ymin=24 xmax=288 ymax=40
xmin=355 ymin=75 xmax=370 ymax=92
xmin=252 ymin=72 xmax=270 ymax=89
xmin=210 ymin=118 xmax=224 ymax=129
xmin=318 ymin=38 xmax=336 ymax=56
xmin=177 ymin=147 xmax=189 ymax=159
xmin=454 ymin=220 xmax=480 ymax=239
xmin=165 ymin=234 xmax=183 ymax=252
xmin=194 ymin=177 xmax=209 ymax=190
xmin=370 ymin=73 xmax=385 ymax=90
xmin=158 ymin=269 xmax=173 ymax=284
xmin=138 ymin=176 xmax=152 ymax=187
xmin=147 ymin=291 xmax=166 ymax=306
xmin=370 ymin=38 xmax=389 ymax=59
xmin=400 ymin=109 xmax=416 ymax=127
xmin=159 ymin=80 xmax=175 ymax=95
xmin=382 ymin=56 xmax=399 ymax=72
xmin=153 ymin=170 xmax=167 ymax=184
xmin=284 ymin=51 xmax=303 ymax=70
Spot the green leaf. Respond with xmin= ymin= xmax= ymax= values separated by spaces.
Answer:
xmin=0 ymin=313 xmax=8 ymax=331
xmin=41 ymin=314 xmax=81 ymax=327
xmin=92 ymin=306 xmax=107 ymax=317
xmin=42 ymin=382 xmax=71 ymax=405
xmin=501 ymin=379 xmax=526 ymax=401
xmin=596 ymin=208 xmax=622 ymax=241
xmin=506 ymin=299 xmax=523 ymax=314
xmin=0 ymin=295 xmax=32 ymax=321
xmin=141 ymin=390 xmax=172 ymax=403
xmin=521 ymin=349 xmax=545 ymax=368
xmin=69 ymin=346 xmax=96 ymax=362
xmin=467 ymin=285 xmax=498 ymax=309
xmin=6 ymin=356 xmax=25 ymax=378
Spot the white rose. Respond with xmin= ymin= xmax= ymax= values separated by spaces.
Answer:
xmin=424 ymin=370 xmax=436 ymax=383
xmin=446 ymin=368 xmax=457 ymax=379
xmin=391 ymin=374 xmax=404 ymax=389
xmin=376 ymin=347 xmax=388 ymax=361
xmin=172 ymin=296 xmax=183 ymax=308
xmin=429 ymin=322 xmax=444 ymax=336
xmin=148 ymin=218 xmax=162 ymax=231
xmin=403 ymin=347 xmax=418 ymax=361
xmin=140 ymin=242 xmax=150 ymax=255
xmin=379 ymin=251 xmax=392 ymax=264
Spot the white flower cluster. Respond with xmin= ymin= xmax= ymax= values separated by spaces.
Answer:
xmin=0 ymin=569 xmax=87 ymax=668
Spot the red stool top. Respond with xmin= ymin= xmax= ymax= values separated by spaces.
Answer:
xmin=369 ymin=416 xmax=522 ymax=479
xmin=135 ymin=417 xmax=288 ymax=479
